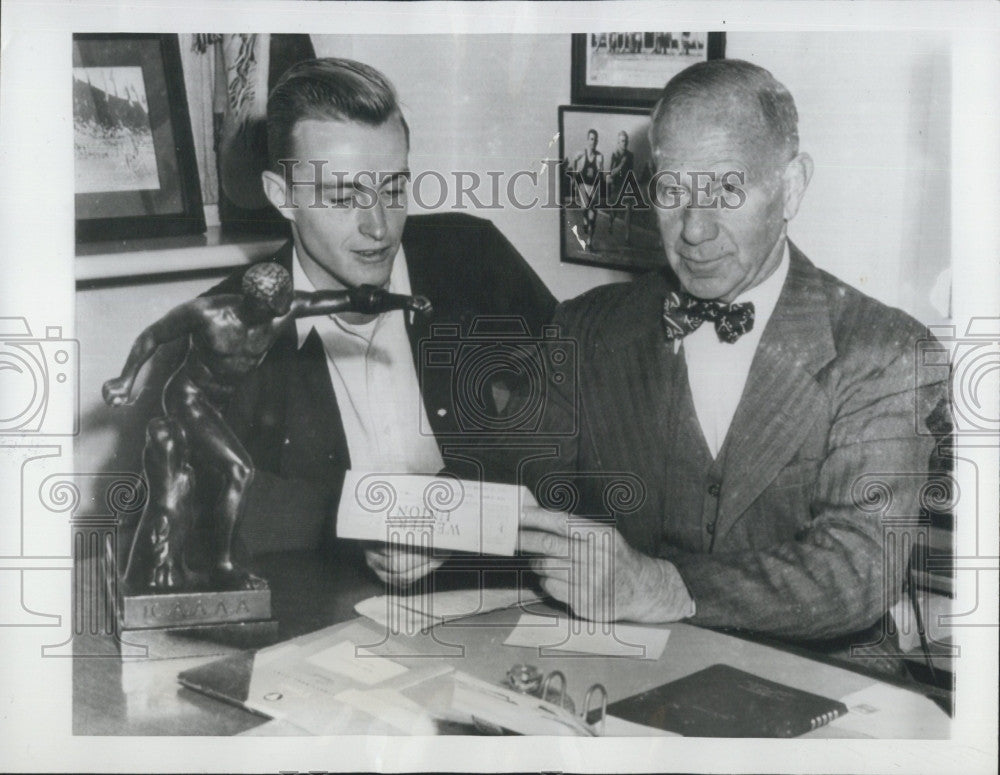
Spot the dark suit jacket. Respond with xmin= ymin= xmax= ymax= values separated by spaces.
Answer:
xmin=153 ymin=213 xmax=555 ymax=556
xmin=524 ymin=242 xmax=947 ymax=650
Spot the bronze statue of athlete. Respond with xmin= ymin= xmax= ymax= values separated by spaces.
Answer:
xmin=103 ymin=262 xmax=431 ymax=591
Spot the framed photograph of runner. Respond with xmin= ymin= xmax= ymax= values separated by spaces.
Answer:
xmin=558 ymin=104 xmax=666 ymax=272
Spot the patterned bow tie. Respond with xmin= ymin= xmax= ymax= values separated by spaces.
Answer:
xmin=662 ymin=291 xmax=755 ymax=344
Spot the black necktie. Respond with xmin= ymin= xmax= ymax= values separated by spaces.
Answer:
xmin=662 ymin=291 xmax=755 ymax=344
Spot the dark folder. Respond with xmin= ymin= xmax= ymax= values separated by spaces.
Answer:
xmin=177 ymin=651 xmax=265 ymax=716
xmin=606 ymin=663 xmax=848 ymax=737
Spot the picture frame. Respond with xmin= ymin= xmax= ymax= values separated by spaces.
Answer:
xmin=571 ymin=32 xmax=726 ymax=107
xmin=73 ymin=33 xmax=205 ymax=242
xmin=558 ymin=105 xmax=666 ymax=272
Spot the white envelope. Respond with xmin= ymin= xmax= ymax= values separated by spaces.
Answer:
xmin=336 ymin=471 xmax=535 ymax=556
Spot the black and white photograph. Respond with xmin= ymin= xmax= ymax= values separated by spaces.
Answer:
xmin=559 ymin=105 xmax=665 ymax=270
xmin=572 ymin=31 xmax=726 ymax=106
xmin=74 ymin=66 xmax=160 ymax=194
xmin=1 ymin=3 xmax=998 ymax=775
xmin=585 ymin=32 xmax=711 ymax=86
xmin=73 ymin=33 xmax=205 ymax=241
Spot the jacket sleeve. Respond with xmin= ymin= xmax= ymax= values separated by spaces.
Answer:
xmin=236 ymin=469 xmax=345 ymax=555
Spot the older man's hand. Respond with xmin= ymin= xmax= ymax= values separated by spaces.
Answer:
xmin=362 ymin=542 xmax=447 ymax=588
xmin=519 ymin=506 xmax=696 ymax=623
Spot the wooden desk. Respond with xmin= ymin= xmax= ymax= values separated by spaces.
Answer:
xmin=73 ymin=545 xmax=382 ymax=735
xmin=73 ymin=546 xmax=951 ymax=737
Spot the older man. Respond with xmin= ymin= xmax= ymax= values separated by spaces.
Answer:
xmin=519 ymin=59 xmax=947 ymax=670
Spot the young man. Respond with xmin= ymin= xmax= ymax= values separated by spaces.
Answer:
xmin=130 ymin=58 xmax=556 ymax=585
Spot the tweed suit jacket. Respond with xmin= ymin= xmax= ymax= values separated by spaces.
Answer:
xmin=132 ymin=213 xmax=556 ymax=556
xmin=525 ymin=243 xmax=947 ymax=643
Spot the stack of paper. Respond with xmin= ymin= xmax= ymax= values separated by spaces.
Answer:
xmin=355 ymin=587 xmax=544 ymax=633
xmin=503 ymin=612 xmax=671 ymax=659
xmin=828 ymin=683 xmax=951 ymax=738
xmin=447 ymin=671 xmax=597 ymax=736
xmin=241 ymin=633 xmax=456 ymax=735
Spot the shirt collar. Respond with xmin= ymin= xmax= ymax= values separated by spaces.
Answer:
xmin=672 ymin=238 xmax=790 ymax=353
xmin=733 ymin=238 xmax=789 ymax=332
xmin=292 ymin=243 xmax=410 ymax=349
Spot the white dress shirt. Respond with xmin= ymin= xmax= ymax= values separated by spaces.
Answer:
xmin=678 ymin=241 xmax=790 ymax=459
xmin=292 ymin=247 xmax=444 ymax=475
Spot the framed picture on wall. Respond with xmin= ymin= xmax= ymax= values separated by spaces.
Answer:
xmin=558 ymin=105 xmax=667 ymax=272
xmin=73 ymin=33 xmax=205 ymax=242
xmin=571 ymin=32 xmax=726 ymax=107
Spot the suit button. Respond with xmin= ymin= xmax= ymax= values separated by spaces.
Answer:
xmin=707 ymin=483 xmax=720 ymax=497
xmin=706 ymin=521 xmax=716 ymax=535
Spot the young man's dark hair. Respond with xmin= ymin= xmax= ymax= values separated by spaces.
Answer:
xmin=266 ymin=57 xmax=411 ymax=170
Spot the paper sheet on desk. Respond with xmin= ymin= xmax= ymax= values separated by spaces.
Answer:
xmin=503 ymin=613 xmax=670 ymax=659
xmin=337 ymin=471 xmax=535 ymax=555
xmin=355 ymin=587 xmax=545 ymax=633
xmin=827 ymin=682 xmax=951 ymax=738
xmin=243 ymin=635 xmax=454 ymax=735
xmin=306 ymin=640 xmax=409 ymax=685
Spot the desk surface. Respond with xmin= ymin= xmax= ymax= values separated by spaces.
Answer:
xmin=73 ymin=546 xmax=950 ymax=737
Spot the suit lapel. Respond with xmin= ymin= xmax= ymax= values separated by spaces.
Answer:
xmin=280 ymin=326 xmax=351 ymax=479
xmin=402 ymin=232 xmax=434 ymax=383
xmin=584 ymin=272 xmax=679 ymax=473
xmin=401 ymin=225 xmax=456 ymax=439
xmin=715 ymin=244 xmax=837 ymax=537
xmin=599 ymin=321 xmax=676 ymax=461
xmin=265 ymin=242 xmax=353 ymax=478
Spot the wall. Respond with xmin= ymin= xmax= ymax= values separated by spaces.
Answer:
xmin=77 ymin=275 xmax=227 ymax=482
xmin=309 ymin=31 xmax=951 ymax=321
xmin=76 ymin=31 xmax=952 ymax=482
xmin=310 ymin=33 xmax=628 ymax=302
xmin=727 ymin=31 xmax=951 ymax=324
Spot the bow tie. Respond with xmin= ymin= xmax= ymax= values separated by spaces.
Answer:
xmin=662 ymin=291 xmax=755 ymax=344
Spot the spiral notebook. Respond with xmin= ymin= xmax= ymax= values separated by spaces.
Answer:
xmin=606 ymin=663 xmax=848 ymax=737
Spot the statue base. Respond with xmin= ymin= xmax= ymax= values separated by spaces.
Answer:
xmin=103 ymin=535 xmax=279 ymax=659
xmin=116 ymin=618 xmax=279 ymax=659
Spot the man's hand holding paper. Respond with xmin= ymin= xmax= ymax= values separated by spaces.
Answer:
xmin=518 ymin=506 xmax=696 ymax=624
xmin=337 ymin=472 xmax=532 ymax=583
xmin=362 ymin=543 xmax=448 ymax=588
